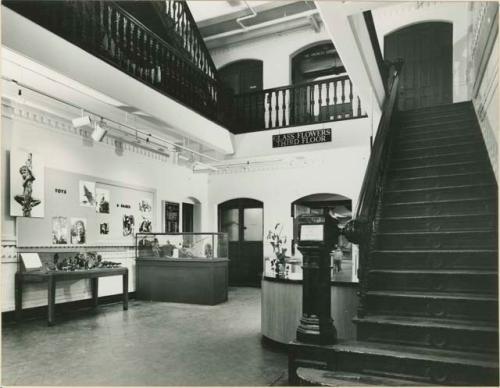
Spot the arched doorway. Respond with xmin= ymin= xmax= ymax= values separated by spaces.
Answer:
xmin=290 ymin=42 xmax=348 ymax=124
xmin=219 ymin=59 xmax=264 ymax=130
xmin=218 ymin=198 xmax=264 ymax=287
xmin=384 ymin=22 xmax=453 ymax=110
xmin=291 ymin=193 xmax=354 ymax=282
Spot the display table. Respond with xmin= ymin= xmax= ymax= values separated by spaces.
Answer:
xmin=136 ymin=258 xmax=228 ymax=305
xmin=261 ymin=277 xmax=358 ymax=344
xmin=15 ymin=267 xmax=129 ymax=326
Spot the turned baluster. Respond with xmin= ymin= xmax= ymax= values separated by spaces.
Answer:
xmin=349 ymin=80 xmax=354 ymax=116
xmin=341 ymin=78 xmax=346 ymax=117
xmin=333 ymin=80 xmax=338 ymax=118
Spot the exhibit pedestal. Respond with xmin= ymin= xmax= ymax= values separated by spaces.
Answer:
xmin=136 ymin=258 xmax=228 ymax=305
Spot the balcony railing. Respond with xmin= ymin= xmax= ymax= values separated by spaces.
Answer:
xmin=4 ymin=0 xmax=225 ymax=123
xmin=229 ymin=75 xmax=367 ymax=134
xmin=4 ymin=1 xmax=367 ymax=134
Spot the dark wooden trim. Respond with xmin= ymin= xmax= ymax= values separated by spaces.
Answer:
xmin=363 ymin=10 xmax=387 ymax=93
xmin=3 ymin=292 xmax=136 ymax=324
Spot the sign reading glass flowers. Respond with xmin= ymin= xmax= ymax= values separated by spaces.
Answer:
xmin=272 ymin=128 xmax=332 ymax=148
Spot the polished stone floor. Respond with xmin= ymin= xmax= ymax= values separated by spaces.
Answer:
xmin=2 ymin=287 xmax=288 ymax=386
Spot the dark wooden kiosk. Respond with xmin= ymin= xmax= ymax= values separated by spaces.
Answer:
xmin=135 ymin=232 xmax=229 ymax=305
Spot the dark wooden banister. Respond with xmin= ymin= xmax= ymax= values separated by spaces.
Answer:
xmin=343 ymin=60 xmax=403 ymax=317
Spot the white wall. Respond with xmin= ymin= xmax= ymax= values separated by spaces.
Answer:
xmin=372 ymin=1 xmax=470 ymax=103
xmin=208 ymin=145 xmax=369 ymax=262
xmin=210 ymin=25 xmax=332 ymax=89
xmin=468 ymin=2 xmax=498 ymax=180
xmin=1 ymin=103 xmax=209 ymax=312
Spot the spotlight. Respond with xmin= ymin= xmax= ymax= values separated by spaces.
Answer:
xmin=72 ymin=115 xmax=92 ymax=129
xmin=91 ymin=120 xmax=107 ymax=142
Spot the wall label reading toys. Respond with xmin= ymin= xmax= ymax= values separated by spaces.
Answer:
xmin=55 ymin=188 xmax=67 ymax=194
xmin=272 ymin=128 xmax=332 ymax=148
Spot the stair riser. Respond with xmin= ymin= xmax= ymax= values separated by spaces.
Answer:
xmin=400 ymin=114 xmax=476 ymax=127
xmin=400 ymin=104 xmax=474 ymax=118
xmin=382 ymin=199 xmax=497 ymax=217
xmin=366 ymin=295 xmax=498 ymax=322
xmin=386 ymin=173 xmax=492 ymax=190
xmin=378 ymin=214 xmax=497 ymax=232
xmin=394 ymin=134 xmax=480 ymax=151
xmin=391 ymin=142 xmax=485 ymax=160
xmin=391 ymin=152 xmax=486 ymax=169
xmin=388 ymin=162 xmax=487 ymax=179
xmin=368 ymin=273 xmax=498 ymax=294
xmin=357 ymin=323 xmax=499 ymax=354
xmin=395 ymin=128 xmax=478 ymax=146
xmin=398 ymin=119 xmax=477 ymax=134
xmin=376 ymin=233 xmax=497 ymax=250
xmin=371 ymin=252 xmax=498 ymax=270
xmin=334 ymin=350 xmax=499 ymax=386
xmin=383 ymin=185 xmax=496 ymax=203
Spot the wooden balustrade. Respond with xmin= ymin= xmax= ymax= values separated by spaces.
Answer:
xmin=231 ymin=75 xmax=367 ymax=133
xmin=4 ymin=0 xmax=225 ymax=123
xmin=4 ymin=1 xmax=368 ymax=134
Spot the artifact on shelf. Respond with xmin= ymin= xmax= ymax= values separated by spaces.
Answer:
xmin=52 ymin=252 xmax=121 ymax=271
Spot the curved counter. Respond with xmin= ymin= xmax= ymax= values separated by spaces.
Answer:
xmin=261 ymin=276 xmax=358 ymax=344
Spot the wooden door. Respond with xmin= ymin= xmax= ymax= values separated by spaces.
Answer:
xmin=219 ymin=198 xmax=263 ymax=287
xmin=384 ymin=22 xmax=453 ymax=110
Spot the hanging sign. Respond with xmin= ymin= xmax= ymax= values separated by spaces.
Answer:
xmin=272 ymin=128 xmax=332 ymax=148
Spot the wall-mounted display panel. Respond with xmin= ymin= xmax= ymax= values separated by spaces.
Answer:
xmin=16 ymin=168 xmax=155 ymax=247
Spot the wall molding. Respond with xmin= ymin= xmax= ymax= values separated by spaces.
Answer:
xmin=2 ymin=99 xmax=171 ymax=163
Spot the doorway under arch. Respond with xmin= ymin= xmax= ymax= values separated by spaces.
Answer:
xmin=218 ymin=198 xmax=264 ymax=287
xmin=384 ymin=21 xmax=453 ymax=110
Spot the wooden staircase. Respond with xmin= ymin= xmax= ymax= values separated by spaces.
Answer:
xmin=291 ymin=102 xmax=499 ymax=386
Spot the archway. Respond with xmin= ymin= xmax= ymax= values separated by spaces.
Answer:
xmin=291 ymin=193 xmax=354 ymax=282
xmin=384 ymin=21 xmax=453 ymax=110
xmin=218 ymin=198 xmax=264 ymax=287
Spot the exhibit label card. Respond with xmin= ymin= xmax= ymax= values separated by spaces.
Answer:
xmin=300 ymin=224 xmax=324 ymax=241
xmin=20 ymin=253 xmax=43 ymax=271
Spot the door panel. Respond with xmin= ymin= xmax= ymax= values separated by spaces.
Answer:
xmin=218 ymin=199 xmax=263 ymax=287
xmin=385 ymin=22 xmax=453 ymax=110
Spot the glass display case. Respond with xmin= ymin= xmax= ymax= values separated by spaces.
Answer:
xmin=136 ymin=232 xmax=228 ymax=260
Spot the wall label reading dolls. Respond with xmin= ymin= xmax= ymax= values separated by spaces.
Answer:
xmin=272 ymin=128 xmax=332 ymax=148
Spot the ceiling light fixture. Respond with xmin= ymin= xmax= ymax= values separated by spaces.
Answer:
xmin=72 ymin=115 xmax=92 ymax=129
xmin=90 ymin=119 xmax=107 ymax=142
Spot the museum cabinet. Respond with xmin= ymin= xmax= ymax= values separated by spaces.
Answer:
xmin=135 ymin=232 xmax=229 ymax=305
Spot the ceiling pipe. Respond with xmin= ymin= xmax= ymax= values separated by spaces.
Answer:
xmin=2 ymin=77 xmax=221 ymax=163
xmin=205 ymin=9 xmax=320 ymax=42
xmin=236 ymin=1 xmax=257 ymax=30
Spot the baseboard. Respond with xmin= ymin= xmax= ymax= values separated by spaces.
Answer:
xmin=2 ymin=292 xmax=136 ymax=324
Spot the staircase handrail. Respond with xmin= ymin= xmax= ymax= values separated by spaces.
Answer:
xmin=343 ymin=60 xmax=403 ymax=316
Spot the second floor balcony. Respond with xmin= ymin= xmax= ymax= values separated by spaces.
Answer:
xmin=3 ymin=0 xmax=368 ymax=135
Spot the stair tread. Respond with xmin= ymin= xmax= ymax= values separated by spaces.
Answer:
xmin=369 ymin=269 xmax=497 ymax=275
xmin=391 ymin=149 xmax=484 ymax=162
xmin=389 ymin=160 xmax=488 ymax=172
xmin=380 ymin=213 xmax=495 ymax=220
xmin=387 ymin=171 xmax=493 ymax=183
xmin=394 ymin=139 xmax=482 ymax=153
xmin=354 ymin=315 xmax=499 ymax=331
xmin=296 ymin=367 xmax=427 ymax=386
xmin=395 ymin=133 xmax=479 ymax=146
xmin=384 ymin=183 xmax=495 ymax=194
xmin=377 ymin=229 xmax=496 ymax=235
xmin=333 ymin=340 xmax=499 ymax=367
xmin=399 ymin=120 xmax=477 ymax=131
xmin=383 ymin=197 xmax=496 ymax=206
xmin=367 ymin=290 xmax=498 ymax=301
xmin=373 ymin=248 xmax=497 ymax=254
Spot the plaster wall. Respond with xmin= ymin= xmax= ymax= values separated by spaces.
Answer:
xmin=372 ymin=1 xmax=470 ymax=103
xmin=1 ymin=107 xmax=209 ymax=312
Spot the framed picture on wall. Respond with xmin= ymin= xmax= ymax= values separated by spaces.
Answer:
xmin=162 ymin=201 xmax=179 ymax=233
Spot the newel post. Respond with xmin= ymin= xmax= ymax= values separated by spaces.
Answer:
xmin=295 ymin=214 xmax=340 ymax=345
